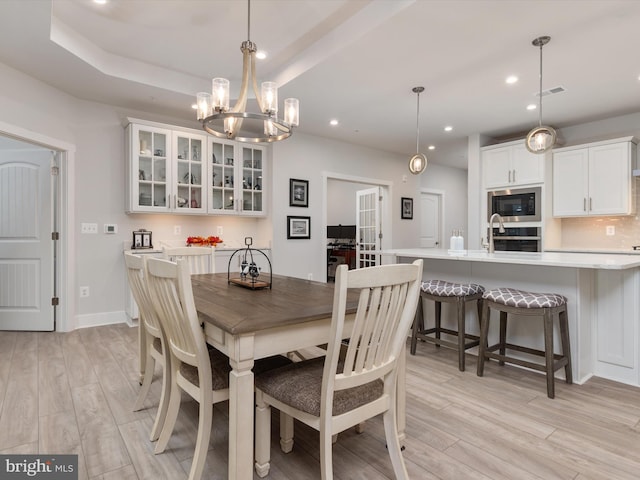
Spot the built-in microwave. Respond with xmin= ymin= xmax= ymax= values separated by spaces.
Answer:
xmin=487 ymin=186 xmax=541 ymax=223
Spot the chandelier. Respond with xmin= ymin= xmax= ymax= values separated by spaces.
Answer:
xmin=525 ymin=36 xmax=556 ymax=154
xmin=408 ymin=86 xmax=427 ymax=175
xmin=196 ymin=0 xmax=299 ymax=143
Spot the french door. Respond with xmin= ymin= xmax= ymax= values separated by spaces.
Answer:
xmin=356 ymin=187 xmax=381 ymax=268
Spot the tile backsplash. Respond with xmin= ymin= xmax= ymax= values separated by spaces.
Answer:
xmin=560 ymin=178 xmax=640 ymax=250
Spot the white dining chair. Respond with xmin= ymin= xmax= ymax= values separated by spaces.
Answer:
xmin=163 ymin=246 xmax=214 ymax=274
xmin=146 ymin=257 xmax=291 ymax=480
xmin=254 ymin=259 xmax=423 ymax=480
xmin=124 ymin=252 xmax=170 ymax=442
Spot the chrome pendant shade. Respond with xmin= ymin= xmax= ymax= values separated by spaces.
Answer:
xmin=525 ymin=36 xmax=556 ymax=154
xmin=408 ymin=86 xmax=427 ymax=175
xmin=196 ymin=0 xmax=299 ymax=143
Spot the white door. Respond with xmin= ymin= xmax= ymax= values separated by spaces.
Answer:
xmin=356 ymin=187 xmax=381 ymax=268
xmin=420 ymin=192 xmax=441 ymax=248
xmin=0 ymin=148 xmax=55 ymax=330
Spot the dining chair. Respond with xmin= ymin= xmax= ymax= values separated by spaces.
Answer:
xmin=124 ymin=252 xmax=170 ymax=442
xmin=254 ymin=259 xmax=423 ymax=480
xmin=146 ymin=257 xmax=291 ymax=480
xmin=163 ymin=246 xmax=214 ymax=274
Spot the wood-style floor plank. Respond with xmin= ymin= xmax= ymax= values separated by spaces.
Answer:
xmin=0 ymin=325 xmax=638 ymax=480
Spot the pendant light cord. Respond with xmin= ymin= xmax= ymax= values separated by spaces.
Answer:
xmin=538 ymin=41 xmax=543 ymax=128
xmin=247 ymin=0 xmax=251 ymax=42
xmin=415 ymin=90 xmax=420 ymax=153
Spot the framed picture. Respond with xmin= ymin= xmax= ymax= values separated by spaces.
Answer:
xmin=132 ymin=229 xmax=153 ymax=249
xmin=289 ymin=178 xmax=309 ymax=207
xmin=401 ymin=197 xmax=413 ymax=220
xmin=287 ymin=216 xmax=311 ymax=239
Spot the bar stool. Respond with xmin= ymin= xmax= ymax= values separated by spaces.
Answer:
xmin=411 ymin=280 xmax=485 ymax=371
xmin=476 ymin=287 xmax=573 ymax=399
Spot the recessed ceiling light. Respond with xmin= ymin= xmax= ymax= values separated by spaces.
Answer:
xmin=506 ymin=75 xmax=518 ymax=84
xmin=526 ymin=104 xmax=537 ymax=110
xmin=329 ymin=119 xmax=339 ymax=126
xmin=93 ymin=0 xmax=108 ymax=4
xmin=444 ymin=126 xmax=453 ymax=132
xmin=256 ymin=51 xmax=267 ymax=60
xmin=428 ymin=145 xmax=435 ymax=150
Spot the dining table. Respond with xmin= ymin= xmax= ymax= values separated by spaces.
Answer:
xmin=190 ymin=272 xmax=408 ymax=480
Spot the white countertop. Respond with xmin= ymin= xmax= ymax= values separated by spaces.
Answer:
xmin=381 ymin=248 xmax=640 ymax=270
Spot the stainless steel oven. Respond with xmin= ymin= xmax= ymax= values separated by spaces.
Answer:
xmin=488 ymin=226 xmax=541 ymax=252
xmin=487 ymin=187 xmax=541 ymax=223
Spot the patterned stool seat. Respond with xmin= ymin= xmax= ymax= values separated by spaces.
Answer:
xmin=421 ymin=280 xmax=485 ymax=297
xmin=483 ymin=287 xmax=566 ymax=309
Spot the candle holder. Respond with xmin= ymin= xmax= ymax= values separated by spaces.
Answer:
xmin=228 ymin=237 xmax=272 ymax=289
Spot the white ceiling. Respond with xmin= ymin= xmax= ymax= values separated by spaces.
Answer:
xmin=1 ymin=0 xmax=640 ymax=169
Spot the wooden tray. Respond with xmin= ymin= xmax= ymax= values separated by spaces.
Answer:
xmin=229 ymin=277 xmax=271 ymax=289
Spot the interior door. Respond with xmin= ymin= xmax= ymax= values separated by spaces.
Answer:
xmin=356 ymin=187 xmax=381 ymax=268
xmin=0 ymin=147 xmax=55 ymax=330
xmin=420 ymin=192 xmax=441 ymax=248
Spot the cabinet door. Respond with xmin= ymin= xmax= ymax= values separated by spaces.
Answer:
xmin=129 ymin=125 xmax=171 ymax=212
xmin=239 ymin=145 xmax=265 ymax=216
xmin=511 ymin=144 xmax=544 ymax=185
xmin=552 ymin=149 xmax=589 ymax=217
xmin=209 ymin=139 xmax=238 ymax=213
xmin=588 ymin=142 xmax=632 ymax=215
xmin=482 ymin=146 xmax=511 ymax=188
xmin=173 ymin=132 xmax=207 ymax=213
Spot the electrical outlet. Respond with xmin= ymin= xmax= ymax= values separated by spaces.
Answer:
xmin=307 ymin=273 xmax=313 ymax=280
xmin=79 ymin=286 xmax=90 ymax=298
xmin=606 ymin=225 xmax=615 ymax=236
xmin=174 ymin=225 xmax=182 ymax=235
xmin=81 ymin=223 xmax=98 ymax=234
xmin=217 ymin=225 xmax=223 ymax=236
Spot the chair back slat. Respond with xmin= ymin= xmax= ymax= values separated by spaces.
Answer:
xmin=124 ymin=253 xmax=162 ymax=337
xmin=326 ymin=261 xmax=422 ymax=398
xmin=146 ymin=257 xmax=209 ymax=369
xmin=163 ymin=246 xmax=214 ymax=274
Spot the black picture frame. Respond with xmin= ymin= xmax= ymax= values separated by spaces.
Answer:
xmin=132 ymin=229 xmax=153 ymax=249
xmin=287 ymin=216 xmax=311 ymax=239
xmin=401 ymin=197 xmax=413 ymax=220
xmin=289 ymin=178 xmax=309 ymax=207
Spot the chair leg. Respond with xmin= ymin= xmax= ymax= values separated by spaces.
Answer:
xmin=133 ymin=338 xmax=155 ymax=411
xmin=382 ymin=390 xmax=409 ymax=480
xmin=410 ymin=296 xmax=423 ymax=355
xmin=559 ymin=308 xmax=573 ymax=384
xmin=254 ymin=391 xmax=272 ymax=478
xmin=543 ymin=309 xmax=555 ymax=399
xmin=188 ymin=390 xmax=213 ymax=480
xmin=434 ymin=301 xmax=442 ymax=347
xmin=150 ymin=352 xmax=171 ymax=441
xmin=280 ymin=412 xmax=294 ymax=453
xmin=155 ymin=361 xmax=182 ymax=454
xmin=477 ymin=301 xmax=490 ymax=376
xmin=319 ymin=428 xmax=334 ymax=480
xmin=498 ymin=311 xmax=507 ymax=366
xmin=456 ymin=297 xmax=466 ymax=371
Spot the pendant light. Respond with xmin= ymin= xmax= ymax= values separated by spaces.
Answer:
xmin=408 ymin=86 xmax=427 ymax=175
xmin=525 ymin=36 xmax=556 ymax=154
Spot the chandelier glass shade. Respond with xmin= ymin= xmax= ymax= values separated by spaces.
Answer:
xmin=196 ymin=0 xmax=299 ymax=143
xmin=408 ymin=86 xmax=427 ymax=175
xmin=525 ymin=36 xmax=556 ymax=154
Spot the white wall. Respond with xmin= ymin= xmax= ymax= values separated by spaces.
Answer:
xmin=327 ymin=179 xmax=370 ymax=226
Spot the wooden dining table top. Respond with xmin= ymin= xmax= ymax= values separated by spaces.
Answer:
xmin=190 ymin=272 xmax=359 ymax=335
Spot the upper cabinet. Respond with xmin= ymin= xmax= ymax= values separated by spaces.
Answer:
xmin=208 ymin=139 xmax=266 ymax=216
xmin=126 ymin=119 xmax=267 ymax=216
xmin=482 ymin=141 xmax=544 ymax=189
xmin=552 ymin=137 xmax=637 ymax=217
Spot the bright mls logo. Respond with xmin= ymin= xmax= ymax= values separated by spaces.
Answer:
xmin=0 ymin=455 xmax=77 ymax=480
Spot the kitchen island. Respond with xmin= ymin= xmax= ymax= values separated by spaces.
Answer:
xmin=382 ymin=249 xmax=640 ymax=387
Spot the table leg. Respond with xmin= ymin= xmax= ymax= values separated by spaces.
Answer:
xmin=228 ymin=335 xmax=255 ymax=480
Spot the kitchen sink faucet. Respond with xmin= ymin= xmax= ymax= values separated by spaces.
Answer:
xmin=488 ymin=213 xmax=505 ymax=254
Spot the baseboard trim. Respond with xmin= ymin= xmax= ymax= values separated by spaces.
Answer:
xmin=76 ymin=311 xmax=128 ymax=329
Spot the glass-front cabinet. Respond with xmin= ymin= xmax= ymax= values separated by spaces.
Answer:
xmin=209 ymin=139 xmax=266 ymax=216
xmin=126 ymin=119 xmax=267 ymax=216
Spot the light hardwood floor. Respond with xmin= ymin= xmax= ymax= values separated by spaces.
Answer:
xmin=0 ymin=324 xmax=639 ymax=479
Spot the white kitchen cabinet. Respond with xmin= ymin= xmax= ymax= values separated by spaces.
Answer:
xmin=126 ymin=121 xmax=207 ymax=214
xmin=482 ymin=140 xmax=544 ymax=189
xmin=552 ymin=137 xmax=636 ymax=217
xmin=208 ymin=139 xmax=266 ymax=216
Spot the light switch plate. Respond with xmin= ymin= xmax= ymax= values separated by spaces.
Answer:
xmin=606 ymin=225 xmax=615 ymax=236
xmin=81 ymin=223 xmax=98 ymax=234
